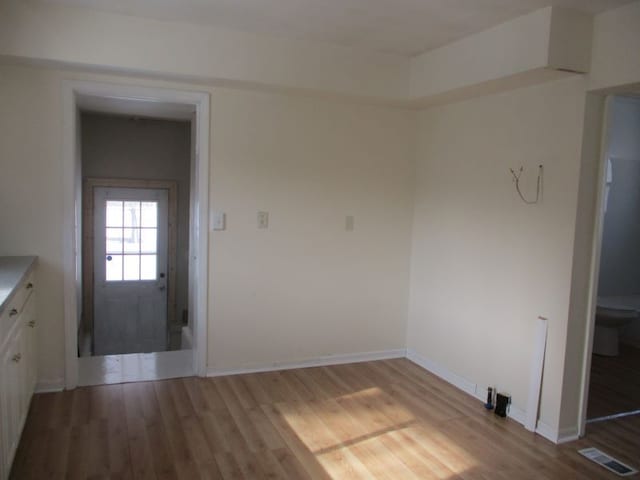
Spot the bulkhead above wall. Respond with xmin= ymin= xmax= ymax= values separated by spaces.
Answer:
xmin=1 ymin=0 xmax=634 ymax=107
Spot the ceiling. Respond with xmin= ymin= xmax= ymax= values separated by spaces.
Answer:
xmin=39 ymin=0 xmax=633 ymax=56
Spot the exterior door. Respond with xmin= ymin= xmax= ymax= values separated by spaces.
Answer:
xmin=93 ymin=187 xmax=169 ymax=355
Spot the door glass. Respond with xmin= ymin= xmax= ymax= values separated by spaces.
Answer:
xmin=106 ymin=255 xmax=123 ymax=281
xmin=140 ymin=254 xmax=157 ymax=280
xmin=104 ymin=199 xmax=159 ymax=281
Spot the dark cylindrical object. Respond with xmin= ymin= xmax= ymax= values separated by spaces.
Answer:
xmin=495 ymin=393 xmax=510 ymax=417
xmin=484 ymin=387 xmax=494 ymax=410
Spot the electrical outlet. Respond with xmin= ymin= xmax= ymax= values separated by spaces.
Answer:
xmin=345 ymin=215 xmax=355 ymax=231
xmin=258 ymin=211 xmax=269 ymax=229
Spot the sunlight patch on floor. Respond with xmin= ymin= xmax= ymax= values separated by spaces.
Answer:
xmin=278 ymin=386 xmax=479 ymax=478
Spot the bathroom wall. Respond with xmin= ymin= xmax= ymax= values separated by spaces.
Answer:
xmin=598 ymin=96 xmax=640 ymax=344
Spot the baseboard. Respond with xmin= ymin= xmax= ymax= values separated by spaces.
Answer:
xmin=529 ymin=422 xmax=577 ymax=444
xmin=207 ymin=348 xmax=407 ymax=377
xmin=406 ymin=349 xmax=477 ymax=397
xmin=405 ymin=349 xmax=566 ymax=444
xmin=556 ymin=426 xmax=580 ymax=444
xmin=507 ymin=403 xmax=527 ymax=426
xmin=35 ymin=378 xmax=64 ymax=393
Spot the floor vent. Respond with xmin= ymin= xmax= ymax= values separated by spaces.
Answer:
xmin=579 ymin=448 xmax=638 ymax=476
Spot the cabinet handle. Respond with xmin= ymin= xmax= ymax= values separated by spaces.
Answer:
xmin=28 ymin=320 xmax=36 ymax=328
xmin=9 ymin=308 xmax=18 ymax=316
xmin=12 ymin=353 xmax=22 ymax=363
xmin=26 ymin=282 xmax=34 ymax=289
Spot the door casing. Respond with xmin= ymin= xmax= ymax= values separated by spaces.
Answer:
xmin=62 ymin=80 xmax=210 ymax=389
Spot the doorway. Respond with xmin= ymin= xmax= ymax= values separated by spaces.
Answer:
xmin=62 ymin=81 xmax=210 ymax=388
xmin=584 ymin=94 xmax=640 ymax=426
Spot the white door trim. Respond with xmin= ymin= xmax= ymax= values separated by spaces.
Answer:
xmin=62 ymin=80 xmax=210 ymax=389
xmin=576 ymin=95 xmax=613 ymax=436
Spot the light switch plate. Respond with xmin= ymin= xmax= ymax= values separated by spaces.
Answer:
xmin=211 ymin=211 xmax=226 ymax=231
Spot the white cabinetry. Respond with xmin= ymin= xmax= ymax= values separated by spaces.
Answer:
xmin=0 ymin=262 xmax=37 ymax=480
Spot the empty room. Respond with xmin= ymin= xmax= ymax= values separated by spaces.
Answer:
xmin=1 ymin=0 xmax=639 ymax=478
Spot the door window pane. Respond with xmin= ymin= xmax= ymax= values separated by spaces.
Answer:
xmin=104 ymin=198 xmax=160 ymax=282
xmin=123 ymin=255 xmax=140 ymax=281
xmin=106 ymin=255 xmax=123 ymax=281
xmin=140 ymin=229 xmax=157 ymax=254
xmin=124 ymin=201 xmax=140 ymax=228
xmin=141 ymin=202 xmax=157 ymax=228
xmin=106 ymin=228 xmax=123 ymax=254
xmin=106 ymin=201 xmax=123 ymax=227
xmin=140 ymin=255 xmax=157 ymax=280
xmin=123 ymin=228 xmax=140 ymax=253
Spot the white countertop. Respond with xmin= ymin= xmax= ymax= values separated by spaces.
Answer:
xmin=0 ymin=256 xmax=37 ymax=315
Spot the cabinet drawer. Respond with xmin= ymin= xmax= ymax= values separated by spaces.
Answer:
xmin=9 ymin=271 xmax=35 ymax=316
xmin=0 ymin=272 xmax=35 ymax=345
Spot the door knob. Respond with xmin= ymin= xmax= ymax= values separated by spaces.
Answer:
xmin=106 ymin=255 xmax=113 ymax=261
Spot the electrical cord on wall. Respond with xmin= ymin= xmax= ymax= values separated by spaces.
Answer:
xmin=510 ymin=165 xmax=543 ymax=204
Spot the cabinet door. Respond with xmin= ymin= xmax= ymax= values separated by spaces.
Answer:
xmin=0 ymin=355 xmax=6 ymax=480
xmin=0 ymin=325 xmax=25 ymax=477
xmin=22 ymin=295 xmax=37 ymax=397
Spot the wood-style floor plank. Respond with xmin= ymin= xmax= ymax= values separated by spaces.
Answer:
xmin=11 ymin=358 xmax=640 ymax=479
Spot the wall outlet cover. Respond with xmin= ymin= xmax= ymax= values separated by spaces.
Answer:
xmin=211 ymin=211 xmax=226 ymax=231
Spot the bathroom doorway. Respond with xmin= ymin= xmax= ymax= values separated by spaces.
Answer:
xmin=587 ymin=95 xmax=640 ymax=423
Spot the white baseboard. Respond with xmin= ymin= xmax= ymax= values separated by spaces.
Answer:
xmin=556 ymin=426 xmax=580 ymax=444
xmin=207 ymin=348 xmax=406 ymax=377
xmin=405 ymin=349 xmax=567 ymax=444
xmin=35 ymin=378 xmax=64 ymax=393
xmin=406 ymin=349 xmax=477 ymax=397
xmin=507 ymin=403 xmax=527 ymax=426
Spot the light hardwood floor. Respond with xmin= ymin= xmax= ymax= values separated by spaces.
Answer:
xmin=11 ymin=358 xmax=639 ymax=479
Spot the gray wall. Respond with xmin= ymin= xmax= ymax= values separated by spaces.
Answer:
xmin=598 ymin=96 xmax=640 ymax=344
xmin=598 ymin=97 xmax=640 ymax=296
xmin=81 ymin=113 xmax=191 ymax=336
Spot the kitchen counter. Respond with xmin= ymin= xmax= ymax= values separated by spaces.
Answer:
xmin=0 ymin=256 xmax=37 ymax=315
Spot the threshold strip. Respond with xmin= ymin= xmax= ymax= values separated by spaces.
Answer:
xmin=586 ymin=409 xmax=640 ymax=424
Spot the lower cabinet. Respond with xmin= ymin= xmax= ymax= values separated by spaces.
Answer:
xmin=0 ymin=273 xmax=37 ymax=480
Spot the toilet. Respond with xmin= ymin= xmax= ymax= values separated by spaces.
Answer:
xmin=593 ymin=306 xmax=638 ymax=356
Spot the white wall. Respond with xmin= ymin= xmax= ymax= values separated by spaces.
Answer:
xmin=408 ymin=6 xmax=595 ymax=104
xmin=0 ymin=0 xmax=409 ymax=102
xmin=589 ymin=1 xmax=640 ymax=92
xmin=207 ymin=88 xmax=415 ymax=370
xmin=81 ymin=113 xmax=192 ymax=338
xmin=407 ymin=76 xmax=588 ymax=434
xmin=0 ymin=63 xmax=415 ymax=384
xmin=0 ymin=66 xmax=65 ymax=386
